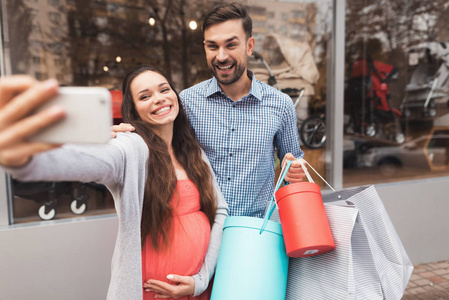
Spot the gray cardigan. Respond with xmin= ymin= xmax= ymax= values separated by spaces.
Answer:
xmin=5 ymin=132 xmax=228 ymax=299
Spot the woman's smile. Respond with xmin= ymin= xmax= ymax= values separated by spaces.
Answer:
xmin=153 ymin=105 xmax=173 ymax=116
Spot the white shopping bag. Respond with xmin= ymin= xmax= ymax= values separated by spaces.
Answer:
xmin=268 ymin=161 xmax=414 ymax=299
xmin=323 ymin=185 xmax=414 ymax=299
xmin=270 ymin=203 xmax=382 ymax=299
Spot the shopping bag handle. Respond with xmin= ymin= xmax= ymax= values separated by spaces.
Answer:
xmin=298 ymin=158 xmax=335 ymax=191
xmin=260 ymin=160 xmax=292 ymax=234
xmin=259 ymin=159 xmax=335 ymax=234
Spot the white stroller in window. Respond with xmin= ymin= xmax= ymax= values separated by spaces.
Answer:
xmin=401 ymin=42 xmax=449 ymax=120
xmin=250 ymin=34 xmax=323 ymax=148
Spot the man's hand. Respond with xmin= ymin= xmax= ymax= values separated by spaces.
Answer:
xmin=281 ymin=153 xmax=306 ymax=183
xmin=111 ymin=123 xmax=135 ymax=138
xmin=0 ymin=76 xmax=65 ymax=167
xmin=143 ymin=274 xmax=195 ymax=299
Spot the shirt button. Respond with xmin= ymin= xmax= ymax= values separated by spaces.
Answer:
xmin=227 ymin=177 xmax=231 ymax=181
xmin=229 ymin=153 xmax=233 ymax=157
xmin=231 ymin=129 xmax=235 ymax=132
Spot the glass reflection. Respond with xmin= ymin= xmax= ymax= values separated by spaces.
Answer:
xmin=246 ymin=0 xmax=332 ymax=185
xmin=4 ymin=0 xmax=333 ymax=222
xmin=343 ymin=0 xmax=449 ymax=186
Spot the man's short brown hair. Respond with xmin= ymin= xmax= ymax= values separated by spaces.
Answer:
xmin=202 ymin=2 xmax=252 ymax=39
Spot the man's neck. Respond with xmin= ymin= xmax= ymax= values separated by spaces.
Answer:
xmin=219 ymin=70 xmax=252 ymax=102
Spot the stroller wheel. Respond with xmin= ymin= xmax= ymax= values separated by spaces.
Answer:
xmin=366 ymin=124 xmax=376 ymax=137
xmin=299 ymin=116 xmax=326 ymax=149
xmin=395 ymin=133 xmax=405 ymax=144
xmin=404 ymin=109 xmax=411 ymax=118
xmin=70 ymin=200 xmax=87 ymax=215
xmin=424 ymin=108 xmax=436 ymax=118
xmin=423 ymin=99 xmax=437 ymax=118
xmin=384 ymin=123 xmax=405 ymax=144
xmin=38 ymin=205 xmax=56 ymax=221
xmin=345 ymin=126 xmax=354 ymax=134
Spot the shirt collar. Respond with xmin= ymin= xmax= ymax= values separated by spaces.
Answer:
xmin=206 ymin=70 xmax=263 ymax=102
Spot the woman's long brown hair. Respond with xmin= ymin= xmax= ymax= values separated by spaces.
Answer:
xmin=121 ymin=65 xmax=217 ymax=251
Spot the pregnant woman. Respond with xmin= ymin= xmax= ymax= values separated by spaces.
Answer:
xmin=0 ymin=65 xmax=228 ymax=299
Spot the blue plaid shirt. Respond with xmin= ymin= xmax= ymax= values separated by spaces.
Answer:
xmin=180 ymin=71 xmax=303 ymax=218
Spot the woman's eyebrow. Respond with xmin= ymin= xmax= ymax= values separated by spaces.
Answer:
xmin=137 ymin=89 xmax=149 ymax=96
xmin=137 ymin=83 xmax=169 ymax=96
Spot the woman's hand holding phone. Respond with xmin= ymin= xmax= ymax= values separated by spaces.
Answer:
xmin=0 ymin=76 xmax=65 ymax=167
xmin=0 ymin=75 xmax=114 ymax=167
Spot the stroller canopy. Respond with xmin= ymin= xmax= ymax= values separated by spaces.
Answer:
xmin=412 ymin=42 xmax=449 ymax=62
xmin=251 ymin=34 xmax=319 ymax=96
xmin=406 ymin=41 xmax=449 ymax=99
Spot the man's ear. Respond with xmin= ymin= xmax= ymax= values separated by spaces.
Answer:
xmin=246 ymin=37 xmax=255 ymax=57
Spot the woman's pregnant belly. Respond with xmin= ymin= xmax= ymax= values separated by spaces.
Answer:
xmin=142 ymin=211 xmax=211 ymax=298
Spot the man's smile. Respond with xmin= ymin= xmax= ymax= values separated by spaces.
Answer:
xmin=216 ymin=64 xmax=233 ymax=70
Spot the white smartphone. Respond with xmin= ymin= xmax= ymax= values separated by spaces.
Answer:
xmin=29 ymin=87 xmax=113 ymax=144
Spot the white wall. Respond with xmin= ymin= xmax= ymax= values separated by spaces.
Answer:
xmin=0 ymin=177 xmax=448 ymax=300
xmin=375 ymin=176 xmax=449 ymax=265
xmin=0 ymin=215 xmax=117 ymax=300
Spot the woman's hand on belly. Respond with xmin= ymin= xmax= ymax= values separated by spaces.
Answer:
xmin=143 ymin=274 xmax=195 ymax=298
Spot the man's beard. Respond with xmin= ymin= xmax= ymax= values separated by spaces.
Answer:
xmin=210 ymin=59 xmax=247 ymax=85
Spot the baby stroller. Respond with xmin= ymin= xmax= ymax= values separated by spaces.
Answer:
xmin=13 ymin=179 xmax=92 ymax=221
xmin=345 ymin=55 xmax=405 ymax=144
xmin=400 ymin=42 xmax=449 ymax=120
xmin=250 ymin=34 xmax=324 ymax=148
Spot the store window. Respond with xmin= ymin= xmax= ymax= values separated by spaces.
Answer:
xmin=34 ymin=71 xmax=47 ymax=80
xmin=343 ymin=0 xmax=449 ymax=186
xmin=246 ymin=0 xmax=331 ymax=185
xmin=31 ymin=24 xmax=41 ymax=34
xmin=48 ymin=0 xmax=60 ymax=6
xmin=247 ymin=5 xmax=265 ymax=16
xmin=30 ymin=9 xmax=38 ymax=17
xmin=48 ymin=12 xmax=61 ymax=24
xmin=2 ymin=0 xmax=333 ymax=223
xmin=32 ymin=56 xmax=41 ymax=64
xmin=253 ymin=20 xmax=267 ymax=29
xmin=50 ymin=27 xmax=63 ymax=37
xmin=292 ymin=10 xmax=306 ymax=19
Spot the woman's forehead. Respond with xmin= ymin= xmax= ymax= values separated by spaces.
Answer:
xmin=132 ymin=71 xmax=168 ymax=90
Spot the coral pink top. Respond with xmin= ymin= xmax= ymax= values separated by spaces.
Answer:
xmin=142 ymin=179 xmax=212 ymax=300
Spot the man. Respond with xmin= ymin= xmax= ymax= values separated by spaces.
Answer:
xmin=178 ymin=2 xmax=305 ymax=217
